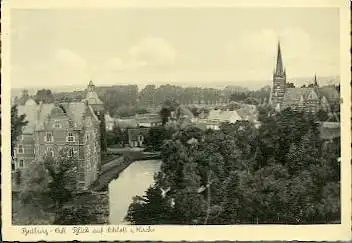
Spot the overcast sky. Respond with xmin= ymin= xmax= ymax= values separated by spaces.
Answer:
xmin=10 ymin=7 xmax=339 ymax=89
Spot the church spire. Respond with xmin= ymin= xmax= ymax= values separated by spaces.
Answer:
xmin=313 ymin=73 xmax=318 ymax=87
xmin=275 ymin=41 xmax=284 ymax=76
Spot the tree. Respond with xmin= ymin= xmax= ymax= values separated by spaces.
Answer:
xmin=19 ymin=148 xmax=77 ymax=218
xmin=144 ymin=126 xmax=174 ymax=151
xmin=160 ymin=99 xmax=179 ymax=125
xmin=11 ymin=105 xmax=28 ymax=158
xmin=126 ymin=108 xmax=340 ymax=225
xmin=125 ymin=185 xmax=175 ymax=224
xmin=229 ymin=92 xmax=247 ymax=102
xmin=34 ymin=89 xmax=54 ymax=104
xmin=286 ymin=82 xmax=295 ymax=88
xmin=315 ymin=109 xmax=329 ymax=122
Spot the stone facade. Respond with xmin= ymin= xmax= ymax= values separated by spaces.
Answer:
xmin=13 ymin=82 xmax=103 ymax=191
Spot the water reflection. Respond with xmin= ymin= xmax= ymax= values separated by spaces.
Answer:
xmin=108 ymin=160 xmax=162 ymax=224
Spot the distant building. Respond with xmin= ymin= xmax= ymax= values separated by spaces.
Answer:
xmin=105 ymin=113 xmax=116 ymax=131
xmin=135 ymin=113 xmax=162 ymax=127
xmin=127 ymin=128 xmax=150 ymax=147
xmin=198 ymin=103 xmax=259 ymax=130
xmin=116 ymin=118 xmax=139 ymax=130
xmin=270 ymin=41 xmax=340 ymax=114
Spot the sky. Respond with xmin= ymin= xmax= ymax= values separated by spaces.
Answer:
xmin=10 ymin=7 xmax=340 ymax=89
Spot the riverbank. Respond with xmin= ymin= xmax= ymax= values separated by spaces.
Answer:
xmin=90 ymin=150 xmax=161 ymax=192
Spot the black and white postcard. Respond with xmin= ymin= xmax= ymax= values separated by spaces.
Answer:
xmin=1 ymin=0 xmax=351 ymax=241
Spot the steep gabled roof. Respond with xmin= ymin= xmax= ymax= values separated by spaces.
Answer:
xmin=35 ymin=103 xmax=55 ymax=131
xmin=175 ymin=105 xmax=194 ymax=119
xmin=318 ymin=86 xmax=340 ymax=103
xmin=60 ymin=102 xmax=91 ymax=128
xmin=281 ymin=88 xmax=318 ymax=108
xmin=207 ymin=109 xmax=242 ymax=123
xmin=17 ymin=102 xmax=41 ymax=134
xmin=82 ymin=91 xmax=104 ymax=105
xmin=35 ymin=102 xmax=98 ymax=131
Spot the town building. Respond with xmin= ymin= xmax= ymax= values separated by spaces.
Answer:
xmin=270 ymin=42 xmax=340 ymax=115
xmin=135 ymin=113 xmax=162 ymax=127
xmin=127 ymin=128 xmax=150 ymax=147
xmin=13 ymin=81 xmax=103 ymax=191
xmin=105 ymin=113 xmax=116 ymax=131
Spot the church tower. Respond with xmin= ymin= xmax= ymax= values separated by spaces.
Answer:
xmin=270 ymin=41 xmax=286 ymax=109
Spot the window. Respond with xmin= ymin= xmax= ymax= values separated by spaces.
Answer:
xmin=45 ymin=132 xmax=53 ymax=142
xmin=66 ymin=132 xmax=75 ymax=142
xmin=18 ymin=144 xmax=24 ymax=154
xmin=53 ymin=120 xmax=62 ymax=128
xmin=47 ymin=147 xmax=54 ymax=157
xmin=68 ymin=147 xmax=74 ymax=157
xmin=19 ymin=159 xmax=24 ymax=168
xmin=137 ymin=135 xmax=144 ymax=142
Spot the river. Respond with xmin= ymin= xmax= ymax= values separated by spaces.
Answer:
xmin=108 ymin=160 xmax=162 ymax=224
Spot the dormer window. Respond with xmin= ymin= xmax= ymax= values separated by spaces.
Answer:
xmin=66 ymin=132 xmax=75 ymax=142
xmin=44 ymin=132 xmax=53 ymax=142
xmin=53 ymin=120 xmax=62 ymax=128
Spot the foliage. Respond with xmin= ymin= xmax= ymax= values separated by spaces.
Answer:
xmin=106 ymin=123 xmax=128 ymax=146
xmin=115 ymin=105 xmax=148 ymax=118
xmin=11 ymin=105 xmax=28 ymax=158
xmin=159 ymin=99 xmax=179 ymax=125
xmin=99 ymin=85 xmax=138 ymax=116
xmin=144 ymin=126 xmax=174 ymax=151
xmin=126 ymin=107 xmax=340 ymax=225
xmin=229 ymin=92 xmax=247 ymax=102
xmin=286 ymin=82 xmax=295 ymax=88
xmin=34 ymin=89 xmax=54 ymax=104
xmin=19 ymin=148 xmax=77 ymax=216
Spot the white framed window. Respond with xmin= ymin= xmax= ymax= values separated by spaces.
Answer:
xmin=19 ymin=159 xmax=24 ymax=168
xmin=53 ymin=120 xmax=62 ymax=128
xmin=17 ymin=144 xmax=24 ymax=154
xmin=66 ymin=132 xmax=75 ymax=142
xmin=68 ymin=147 xmax=74 ymax=157
xmin=47 ymin=147 xmax=54 ymax=157
xmin=44 ymin=132 xmax=53 ymax=142
xmin=137 ymin=135 xmax=144 ymax=142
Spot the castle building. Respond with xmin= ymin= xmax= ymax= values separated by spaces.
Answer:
xmin=13 ymin=81 xmax=103 ymax=191
xmin=270 ymin=42 xmax=340 ymax=114
xmin=82 ymin=80 xmax=107 ymax=153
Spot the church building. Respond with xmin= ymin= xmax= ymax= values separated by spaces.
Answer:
xmin=270 ymin=42 xmax=340 ymax=115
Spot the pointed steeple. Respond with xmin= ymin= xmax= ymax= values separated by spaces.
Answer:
xmin=313 ymin=73 xmax=318 ymax=87
xmin=275 ymin=41 xmax=284 ymax=76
